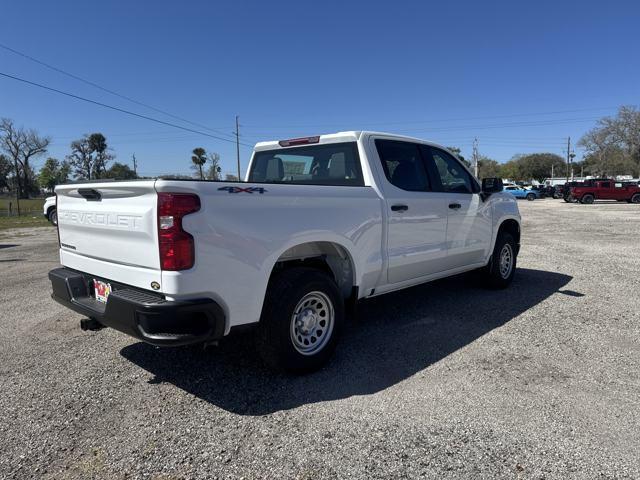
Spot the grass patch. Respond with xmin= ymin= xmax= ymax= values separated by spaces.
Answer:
xmin=0 ymin=197 xmax=47 ymax=216
xmin=0 ymin=214 xmax=51 ymax=230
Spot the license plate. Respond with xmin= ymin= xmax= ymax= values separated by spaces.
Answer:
xmin=93 ymin=279 xmax=112 ymax=304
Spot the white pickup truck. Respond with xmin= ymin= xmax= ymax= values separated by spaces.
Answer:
xmin=49 ymin=131 xmax=521 ymax=372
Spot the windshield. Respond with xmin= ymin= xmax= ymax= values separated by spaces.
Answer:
xmin=248 ymin=142 xmax=364 ymax=186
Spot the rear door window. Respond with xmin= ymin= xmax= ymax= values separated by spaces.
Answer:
xmin=248 ymin=142 xmax=364 ymax=186
xmin=374 ymin=139 xmax=430 ymax=191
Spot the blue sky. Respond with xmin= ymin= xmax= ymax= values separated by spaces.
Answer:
xmin=1 ymin=0 xmax=638 ymax=177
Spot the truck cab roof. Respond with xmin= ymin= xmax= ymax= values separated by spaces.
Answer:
xmin=253 ymin=131 xmax=446 ymax=152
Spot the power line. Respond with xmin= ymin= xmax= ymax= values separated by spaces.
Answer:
xmin=400 ymin=117 xmax=602 ymax=133
xmin=0 ymin=42 xmax=236 ymax=139
xmin=0 ymin=71 xmax=255 ymax=148
xmin=241 ymin=107 xmax=616 ymax=129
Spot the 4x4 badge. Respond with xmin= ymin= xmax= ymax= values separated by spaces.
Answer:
xmin=218 ymin=186 xmax=267 ymax=194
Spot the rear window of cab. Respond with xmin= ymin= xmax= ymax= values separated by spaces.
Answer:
xmin=248 ymin=142 xmax=364 ymax=186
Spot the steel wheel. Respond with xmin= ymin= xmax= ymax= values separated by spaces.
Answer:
xmin=290 ymin=291 xmax=335 ymax=356
xmin=499 ymin=243 xmax=514 ymax=279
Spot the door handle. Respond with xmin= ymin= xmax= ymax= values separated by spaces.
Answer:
xmin=391 ymin=204 xmax=409 ymax=212
xmin=448 ymin=203 xmax=462 ymax=210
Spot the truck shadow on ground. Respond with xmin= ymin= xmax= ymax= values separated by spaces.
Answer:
xmin=121 ymin=268 xmax=572 ymax=415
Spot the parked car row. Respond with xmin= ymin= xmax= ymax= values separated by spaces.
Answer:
xmin=567 ymin=180 xmax=640 ymax=204
xmin=501 ymin=179 xmax=640 ymax=205
xmin=504 ymin=185 xmax=539 ymax=201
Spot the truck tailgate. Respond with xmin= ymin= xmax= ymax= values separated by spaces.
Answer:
xmin=56 ymin=181 xmax=161 ymax=289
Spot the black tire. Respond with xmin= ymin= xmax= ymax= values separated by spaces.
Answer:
xmin=631 ymin=193 xmax=640 ymax=204
xmin=48 ymin=208 xmax=58 ymax=226
xmin=256 ymin=267 xmax=344 ymax=373
xmin=581 ymin=194 xmax=595 ymax=204
xmin=481 ymin=232 xmax=517 ymax=289
xmin=526 ymin=193 xmax=535 ymax=201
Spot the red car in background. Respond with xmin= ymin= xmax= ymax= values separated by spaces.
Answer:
xmin=569 ymin=180 xmax=640 ymax=204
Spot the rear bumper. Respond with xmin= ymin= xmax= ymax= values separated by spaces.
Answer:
xmin=49 ymin=267 xmax=225 ymax=346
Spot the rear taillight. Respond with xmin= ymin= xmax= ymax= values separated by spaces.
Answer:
xmin=157 ymin=193 xmax=200 ymax=271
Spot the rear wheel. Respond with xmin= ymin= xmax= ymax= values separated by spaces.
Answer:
xmin=581 ymin=194 xmax=595 ymax=204
xmin=631 ymin=193 xmax=640 ymax=204
xmin=256 ymin=267 xmax=344 ymax=373
xmin=481 ymin=232 xmax=517 ymax=289
xmin=526 ymin=193 xmax=535 ymax=201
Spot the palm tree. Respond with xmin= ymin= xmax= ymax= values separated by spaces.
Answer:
xmin=191 ymin=147 xmax=207 ymax=180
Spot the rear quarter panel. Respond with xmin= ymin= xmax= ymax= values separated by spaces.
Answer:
xmin=155 ymin=180 xmax=383 ymax=331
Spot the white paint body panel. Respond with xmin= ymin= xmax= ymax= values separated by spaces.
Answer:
xmin=43 ymin=196 xmax=56 ymax=217
xmin=55 ymin=131 xmax=520 ymax=334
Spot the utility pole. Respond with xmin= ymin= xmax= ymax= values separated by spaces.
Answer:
xmin=565 ymin=136 xmax=571 ymax=183
xmin=132 ymin=153 xmax=137 ymax=176
xmin=472 ymin=137 xmax=479 ymax=178
xmin=13 ymin=158 xmax=21 ymax=216
xmin=235 ymin=115 xmax=241 ymax=180
xmin=551 ymin=163 xmax=554 ymax=180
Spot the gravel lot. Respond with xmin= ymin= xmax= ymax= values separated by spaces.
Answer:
xmin=1 ymin=200 xmax=639 ymax=479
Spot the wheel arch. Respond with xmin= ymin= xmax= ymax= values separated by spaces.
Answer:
xmin=496 ymin=218 xmax=521 ymax=254
xmin=268 ymin=240 xmax=358 ymax=300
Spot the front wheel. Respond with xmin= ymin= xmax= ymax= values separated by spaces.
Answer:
xmin=631 ymin=193 xmax=640 ymax=204
xmin=481 ymin=232 xmax=517 ymax=289
xmin=526 ymin=193 xmax=535 ymax=201
xmin=581 ymin=194 xmax=595 ymax=204
xmin=256 ymin=267 xmax=344 ymax=373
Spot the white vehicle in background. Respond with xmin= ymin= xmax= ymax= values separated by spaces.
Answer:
xmin=43 ymin=196 xmax=57 ymax=225
xmin=49 ymin=131 xmax=521 ymax=372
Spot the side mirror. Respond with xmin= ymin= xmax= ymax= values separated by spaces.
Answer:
xmin=482 ymin=177 xmax=503 ymax=194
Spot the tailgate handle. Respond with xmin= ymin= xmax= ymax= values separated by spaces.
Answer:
xmin=78 ymin=188 xmax=102 ymax=201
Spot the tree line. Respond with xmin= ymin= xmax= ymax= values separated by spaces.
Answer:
xmin=0 ymin=117 xmax=234 ymax=199
xmin=447 ymin=106 xmax=640 ymax=182
xmin=0 ymin=118 xmax=138 ymax=197
xmin=446 ymin=147 xmax=566 ymax=183
xmin=2 ymin=106 xmax=638 ymax=197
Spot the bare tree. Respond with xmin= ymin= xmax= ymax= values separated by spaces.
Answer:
xmin=579 ymin=106 xmax=640 ymax=176
xmin=67 ymin=136 xmax=94 ymax=179
xmin=0 ymin=118 xmax=50 ymax=201
xmin=66 ymin=133 xmax=114 ymax=180
xmin=206 ymin=152 xmax=222 ymax=180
